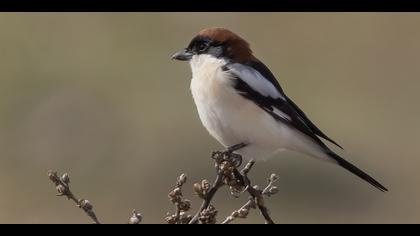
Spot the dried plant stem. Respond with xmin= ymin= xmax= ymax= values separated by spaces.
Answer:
xmin=128 ymin=210 xmax=143 ymax=224
xmin=165 ymin=173 xmax=192 ymax=224
xmin=189 ymin=172 xmax=223 ymax=224
xmin=174 ymin=205 xmax=181 ymax=220
xmin=240 ymin=161 xmax=275 ymax=224
xmin=221 ymin=198 xmax=255 ymax=224
xmin=47 ymin=170 xmax=101 ymax=224
xmin=188 ymin=143 xmax=248 ymax=224
xmin=48 ymin=146 xmax=277 ymax=224
xmin=188 ymin=143 xmax=278 ymax=224
xmin=255 ymin=199 xmax=274 ymax=224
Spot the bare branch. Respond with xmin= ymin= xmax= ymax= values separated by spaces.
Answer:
xmin=47 ymin=170 xmax=101 ymax=224
xmin=188 ymin=144 xmax=278 ymax=224
xmin=188 ymin=144 xmax=245 ymax=224
xmin=222 ymin=198 xmax=256 ymax=224
xmin=198 ymin=204 xmax=218 ymax=224
xmin=262 ymin=174 xmax=280 ymax=197
xmin=48 ymin=146 xmax=278 ymax=224
xmin=189 ymin=173 xmax=223 ymax=224
xmin=240 ymin=164 xmax=277 ymax=224
xmin=165 ymin=173 xmax=193 ymax=224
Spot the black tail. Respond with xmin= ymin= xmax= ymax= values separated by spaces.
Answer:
xmin=327 ymin=151 xmax=388 ymax=192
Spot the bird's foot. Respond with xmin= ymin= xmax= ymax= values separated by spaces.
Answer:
xmin=211 ymin=143 xmax=248 ymax=168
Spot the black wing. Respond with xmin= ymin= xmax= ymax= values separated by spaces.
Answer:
xmin=232 ymin=60 xmax=343 ymax=149
xmin=230 ymin=70 xmax=328 ymax=150
xmin=224 ymin=60 xmax=388 ymax=192
xmin=285 ymin=96 xmax=343 ymax=149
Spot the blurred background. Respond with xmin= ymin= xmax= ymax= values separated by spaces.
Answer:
xmin=0 ymin=13 xmax=419 ymax=224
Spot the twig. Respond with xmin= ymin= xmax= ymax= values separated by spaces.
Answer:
xmin=48 ymin=146 xmax=277 ymax=224
xmin=189 ymin=143 xmax=248 ymax=224
xmin=128 ymin=210 xmax=143 ymax=224
xmin=188 ymin=143 xmax=278 ymax=224
xmin=262 ymin=174 xmax=279 ymax=197
xmin=165 ymin=173 xmax=193 ymax=224
xmin=222 ymin=161 xmax=279 ymax=224
xmin=221 ymin=198 xmax=256 ymax=224
xmin=47 ymin=170 xmax=101 ymax=224
xmin=240 ymin=164 xmax=277 ymax=224
xmin=189 ymin=171 xmax=223 ymax=224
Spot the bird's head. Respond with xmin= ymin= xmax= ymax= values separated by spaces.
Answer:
xmin=172 ymin=27 xmax=254 ymax=63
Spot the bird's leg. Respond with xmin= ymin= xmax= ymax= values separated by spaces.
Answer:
xmin=227 ymin=142 xmax=248 ymax=153
xmin=215 ymin=142 xmax=248 ymax=168
xmin=227 ymin=143 xmax=248 ymax=167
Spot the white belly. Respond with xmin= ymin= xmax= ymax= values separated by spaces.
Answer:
xmin=189 ymin=55 xmax=327 ymax=161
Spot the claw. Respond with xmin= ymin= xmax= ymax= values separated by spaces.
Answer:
xmin=230 ymin=153 xmax=242 ymax=168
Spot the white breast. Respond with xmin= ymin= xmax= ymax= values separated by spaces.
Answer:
xmin=189 ymin=55 xmax=236 ymax=145
xmin=189 ymin=54 xmax=327 ymax=161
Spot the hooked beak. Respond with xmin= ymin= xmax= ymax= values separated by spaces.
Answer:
xmin=171 ymin=48 xmax=193 ymax=61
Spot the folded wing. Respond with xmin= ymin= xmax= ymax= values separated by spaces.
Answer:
xmin=225 ymin=61 xmax=342 ymax=150
xmin=224 ymin=60 xmax=387 ymax=192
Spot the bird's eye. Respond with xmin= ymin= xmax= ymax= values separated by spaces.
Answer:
xmin=197 ymin=42 xmax=208 ymax=52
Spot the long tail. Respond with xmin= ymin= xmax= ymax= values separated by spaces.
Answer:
xmin=326 ymin=150 xmax=388 ymax=192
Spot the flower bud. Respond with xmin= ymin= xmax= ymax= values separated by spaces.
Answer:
xmin=238 ymin=208 xmax=249 ymax=218
xmin=193 ymin=183 xmax=204 ymax=198
xmin=231 ymin=210 xmax=239 ymax=218
xmin=177 ymin=173 xmax=187 ymax=186
xmin=173 ymin=187 xmax=181 ymax=195
xmin=128 ymin=210 xmax=142 ymax=224
xmin=48 ymin=171 xmax=57 ymax=182
xmin=79 ymin=199 xmax=93 ymax=211
xmin=269 ymin=186 xmax=279 ymax=195
xmin=61 ymin=173 xmax=70 ymax=184
xmin=201 ymin=179 xmax=210 ymax=192
xmin=56 ymin=184 xmax=66 ymax=194
xmin=178 ymin=200 xmax=191 ymax=211
xmin=269 ymin=173 xmax=279 ymax=182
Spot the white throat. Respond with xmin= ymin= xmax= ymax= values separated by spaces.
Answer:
xmin=189 ymin=54 xmax=228 ymax=79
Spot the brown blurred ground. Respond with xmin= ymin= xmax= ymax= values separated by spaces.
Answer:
xmin=0 ymin=13 xmax=419 ymax=223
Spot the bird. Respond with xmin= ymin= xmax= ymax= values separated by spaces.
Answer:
xmin=171 ymin=27 xmax=387 ymax=192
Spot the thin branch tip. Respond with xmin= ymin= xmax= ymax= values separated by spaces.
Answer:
xmin=48 ymin=146 xmax=278 ymax=224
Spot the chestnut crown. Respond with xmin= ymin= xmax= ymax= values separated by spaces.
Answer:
xmin=172 ymin=27 xmax=254 ymax=62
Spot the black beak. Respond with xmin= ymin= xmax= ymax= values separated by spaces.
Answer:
xmin=171 ymin=48 xmax=193 ymax=61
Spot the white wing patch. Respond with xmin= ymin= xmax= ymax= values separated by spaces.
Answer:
xmin=272 ymin=107 xmax=291 ymax=121
xmin=227 ymin=63 xmax=285 ymax=100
